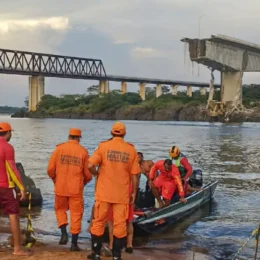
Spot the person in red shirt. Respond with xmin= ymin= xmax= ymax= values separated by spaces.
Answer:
xmin=149 ymin=159 xmax=187 ymax=208
xmin=0 ymin=122 xmax=31 ymax=256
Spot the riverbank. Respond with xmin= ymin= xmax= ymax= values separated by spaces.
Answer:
xmin=0 ymin=221 xmax=209 ymax=260
xmin=11 ymin=103 xmax=260 ymax=122
xmin=0 ymin=235 xmax=210 ymax=260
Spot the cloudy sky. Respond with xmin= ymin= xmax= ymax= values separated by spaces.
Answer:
xmin=0 ymin=0 xmax=260 ymax=106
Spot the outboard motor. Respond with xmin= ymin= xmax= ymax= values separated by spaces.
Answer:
xmin=189 ymin=169 xmax=203 ymax=188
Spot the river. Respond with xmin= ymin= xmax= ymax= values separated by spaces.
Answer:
xmin=0 ymin=115 xmax=260 ymax=260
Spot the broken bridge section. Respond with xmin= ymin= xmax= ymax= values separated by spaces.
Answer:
xmin=181 ymin=34 xmax=260 ymax=110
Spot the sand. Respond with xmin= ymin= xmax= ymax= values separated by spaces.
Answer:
xmin=0 ymin=220 xmax=210 ymax=260
xmin=0 ymin=244 xmax=210 ymax=260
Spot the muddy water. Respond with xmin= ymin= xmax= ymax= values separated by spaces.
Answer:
xmin=1 ymin=115 xmax=260 ymax=260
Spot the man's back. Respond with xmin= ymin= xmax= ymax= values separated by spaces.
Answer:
xmin=90 ymin=137 xmax=139 ymax=204
xmin=47 ymin=140 xmax=91 ymax=197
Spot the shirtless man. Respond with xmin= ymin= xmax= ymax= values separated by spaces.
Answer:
xmin=137 ymin=152 xmax=154 ymax=189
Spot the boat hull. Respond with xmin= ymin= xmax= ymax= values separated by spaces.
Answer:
xmin=133 ymin=181 xmax=218 ymax=236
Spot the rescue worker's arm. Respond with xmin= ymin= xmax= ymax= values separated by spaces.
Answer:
xmin=83 ymin=150 xmax=92 ymax=184
xmin=47 ymin=148 xmax=58 ymax=182
xmin=130 ymin=151 xmax=141 ymax=204
xmin=181 ymin=157 xmax=193 ymax=181
xmin=5 ymin=145 xmax=24 ymax=191
xmin=172 ymin=167 xmax=187 ymax=203
xmin=88 ymin=145 xmax=102 ymax=176
xmin=131 ymin=175 xmax=139 ymax=204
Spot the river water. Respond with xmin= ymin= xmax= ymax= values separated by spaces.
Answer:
xmin=0 ymin=115 xmax=260 ymax=260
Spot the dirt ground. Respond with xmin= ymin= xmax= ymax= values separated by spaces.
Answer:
xmin=0 ymin=219 xmax=210 ymax=260
xmin=0 ymin=245 xmax=210 ymax=260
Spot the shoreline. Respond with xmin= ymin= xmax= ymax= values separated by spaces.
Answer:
xmin=10 ymin=104 xmax=260 ymax=123
xmin=0 ymin=220 xmax=210 ymax=259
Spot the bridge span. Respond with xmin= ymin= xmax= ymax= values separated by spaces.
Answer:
xmin=0 ymin=48 xmax=217 ymax=111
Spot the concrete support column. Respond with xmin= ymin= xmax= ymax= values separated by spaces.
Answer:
xmin=186 ymin=86 xmax=192 ymax=97
xmin=28 ymin=76 xmax=45 ymax=112
xmin=121 ymin=82 xmax=127 ymax=94
xmin=221 ymin=71 xmax=243 ymax=106
xmin=200 ymin=87 xmax=207 ymax=96
xmin=156 ymin=84 xmax=162 ymax=98
xmin=171 ymin=85 xmax=178 ymax=95
xmin=139 ymin=83 xmax=146 ymax=100
xmin=99 ymin=80 xmax=109 ymax=94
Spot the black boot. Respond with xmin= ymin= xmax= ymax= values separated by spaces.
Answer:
xmin=112 ymin=236 xmax=126 ymax=260
xmin=59 ymin=225 xmax=68 ymax=245
xmin=87 ymin=234 xmax=103 ymax=260
xmin=70 ymin=234 xmax=81 ymax=251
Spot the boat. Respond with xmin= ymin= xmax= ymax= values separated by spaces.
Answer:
xmin=132 ymin=180 xmax=218 ymax=236
xmin=16 ymin=163 xmax=43 ymax=207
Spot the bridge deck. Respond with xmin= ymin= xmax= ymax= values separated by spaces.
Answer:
xmin=0 ymin=48 xmax=220 ymax=88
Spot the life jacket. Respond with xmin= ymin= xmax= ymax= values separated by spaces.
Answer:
xmin=169 ymin=153 xmax=187 ymax=179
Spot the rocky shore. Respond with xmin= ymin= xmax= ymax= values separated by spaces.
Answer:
xmin=11 ymin=104 xmax=260 ymax=122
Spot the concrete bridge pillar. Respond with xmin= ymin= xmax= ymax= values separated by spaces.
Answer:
xmin=99 ymin=80 xmax=109 ymax=94
xmin=186 ymin=86 xmax=192 ymax=97
xmin=171 ymin=85 xmax=178 ymax=95
xmin=200 ymin=87 xmax=207 ymax=96
xmin=139 ymin=83 xmax=146 ymax=100
xmin=28 ymin=76 xmax=45 ymax=111
xmin=121 ymin=82 xmax=127 ymax=94
xmin=156 ymin=84 xmax=162 ymax=97
xmin=221 ymin=71 xmax=242 ymax=106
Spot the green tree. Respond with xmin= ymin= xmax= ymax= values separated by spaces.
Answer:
xmin=86 ymin=85 xmax=100 ymax=96
xmin=145 ymin=87 xmax=156 ymax=100
xmin=162 ymin=85 xmax=170 ymax=95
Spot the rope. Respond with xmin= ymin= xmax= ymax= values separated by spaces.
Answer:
xmin=232 ymin=225 xmax=260 ymax=260
xmin=19 ymin=191 xmax=37 ymax=248
xmin=25 ymin=192 xmax=37 ymax=248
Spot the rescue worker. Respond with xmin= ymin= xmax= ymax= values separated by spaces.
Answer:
xmin=168 ymin=146 xmax=193 ymax=181
xmin=0 ymin=122 xmax=32 ymax=256
xmin=47 ymin=128 xmax=92 ymax=251
xmin=149 ymin=159 xmax=187 ymax=208
xmin=87 ymin=122 xmax=140 ymax=260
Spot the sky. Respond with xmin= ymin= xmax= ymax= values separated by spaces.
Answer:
xmin=1 ymin=0 xmax=260 ymax=106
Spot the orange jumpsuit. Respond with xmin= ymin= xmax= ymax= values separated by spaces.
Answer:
xmin=149 ymin=160 xmax=184 ymax=200
xmin=47 ymin=140 xmax=92 ymax=234
xmin=89 ymin=137 xmax=140 ymax=238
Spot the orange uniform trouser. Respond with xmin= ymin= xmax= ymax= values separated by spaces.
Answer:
xmin=90 ymin=200 xmax=128 ymax=238
xmin=54 ymin=195 xmax=84 ymax=234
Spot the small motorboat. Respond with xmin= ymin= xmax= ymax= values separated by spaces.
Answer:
xmin=133 ymin=180 xmax=218 ymax=236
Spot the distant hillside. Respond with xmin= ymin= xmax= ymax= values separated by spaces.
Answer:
xmin=0 ymin=106 xmax=24 ymax=114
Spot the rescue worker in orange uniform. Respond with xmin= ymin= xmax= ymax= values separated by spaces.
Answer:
xmin=0 ymin=122 xmax=32 ymax=256
xmin=149 ymin=159 xmax=187 ymax=208
xmin=87 ymin=122 xmax=140 ymax=260
xmin=47 ymin=128 xmax=92 ymax=251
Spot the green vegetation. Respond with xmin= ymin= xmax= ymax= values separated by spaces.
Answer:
xmin=35 ymin=85 xmax=209 ymax=115
xmin=13 ymin=84 xmax=260 ymax=117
